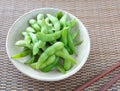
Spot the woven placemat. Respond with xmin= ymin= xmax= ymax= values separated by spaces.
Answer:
xmin=0 ymin=0 xmax=120 ymax=91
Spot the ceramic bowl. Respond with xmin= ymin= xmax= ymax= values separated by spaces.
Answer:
xmin=6 ymin=8 xmax=90 ymax=81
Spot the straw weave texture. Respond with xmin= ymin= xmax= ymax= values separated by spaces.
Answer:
xmin=0 ymin=0 xmax=120 ymax=91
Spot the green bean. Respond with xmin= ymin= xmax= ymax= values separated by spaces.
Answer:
xmin=63 ymin=59 xmax=72 ymax=71
xmin=36 ymin=42 xmax=64 ymax=69
xmin=26 ymin=27 xmax=35 ymax=33
xmin=55 ymin=11 xmax=63 ymax=20
xmin=56 ymin=63 xmax=66 ymax=74
xmin=60 ymin=27 xmax=68 ymax=46
xmin=47 ymin=14 xmax=60 ymax=31
xmin=11 ymin=49 xmax=30 ymax=58
xmin=56 ymin=48 xmax=76 ymax=64
xmin=37 ymin=31 xmax=62 ymax=42
xmin=39 ymin=55 xmax=56 ymax=69
xmin=60 ymin=14 xmax=67 ymax=27
xmin=72 ymin=30 xmax=79 ymax=40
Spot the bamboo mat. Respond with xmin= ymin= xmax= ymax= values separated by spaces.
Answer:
xmin=0 ymin=0 xmax=120 ymax=91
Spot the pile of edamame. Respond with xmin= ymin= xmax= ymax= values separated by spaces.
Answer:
xmin=12 ymin=11 xmax=82 ymax=74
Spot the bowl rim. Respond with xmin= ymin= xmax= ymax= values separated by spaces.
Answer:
xmin=6 ymin=8 xmax=90 ymax=81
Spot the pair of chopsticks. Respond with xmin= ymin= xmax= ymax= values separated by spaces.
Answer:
xmin=73 ymin=62 xmax=120 ymax=91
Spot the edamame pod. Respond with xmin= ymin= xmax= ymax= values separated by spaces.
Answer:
xmin=55 ymin=11 xmax=63 ymax=20
xmin=22 ymin=32 xmax=31 ymax=44
xmin=67 ymin=29 xmax=75 ymax=54
xmin=39 ymin=55 xmax=56 ymax=69
xmin=26 ymin=27 xmax=35 ymax=33
xmin=47 ymin=14 xmax=60 ymax=31
xmin=41 ymin=57 xmax=59 ymax=72
xmin=60 ymin=27 xmax=68 ymax=46
xmin=72 ymin=30 xmax=79 ymax=40
xmin=37 ymin=31 xmax=62 ymax=42
xmin=11 ymin=49 xmax=30 ymax=58
xmin=56 ymin=63 xmax=66 ymax=74
xmin=63 ymin=59 xmax=72 ymax=71
xmin=60 ymin=14 xmax=67 ymax=27
xmin=56 ymin=48 xmax=76 ymax=64
xmin=37 ymin=14 xmax=44 ymax=21
xmin=36 ymin=42 xmax=64 ymax=69
xmin=29 ymin=19 xmax=41 ymax=31
xmin=24 ymin=56 xmax=34 ymax=64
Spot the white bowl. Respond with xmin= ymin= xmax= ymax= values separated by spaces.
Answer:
xmin=6 ymin=8 xmax=90 ymax=81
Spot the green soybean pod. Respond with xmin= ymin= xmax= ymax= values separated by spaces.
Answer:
xmin=24 ymin=56 xmax=34 ymax=64
xmin=26 ymin=27 xmax=35 ymax=33
xmin=37 ymin=14 xmax=44 ymax=21
xmin=11 ymin=49 xmax=30 ymax=58
xmin=36 ymin=42 xmax=64 ymax=69
xmin=40 ymin=19 xmax=48 ymax=33
xmin=55 ymin=11 xmax=63 ymax=20
xmin=29 ymin=32 xmax=38 ymax=43
xmin=33 ymin=42 xmax=39 ymax=55
xmin=37 ymin=31 xmax=62 ymax=42
xmin=72 ymin=30 xmax=79 ymax=40
xmin=39 ymin=55 xmax=56 ymax=69
xmin=65 ymin=46 xmax=73 ymax=54
xmin=45 ymin=18 xmax=53 ymax=33
xmin=74 ymin=40 xmax=83 ymax=46
xmin=47 ymin=14 xmax=60 ymax=31
xmin=15 ymin=40 xmax=32 ymax=50
xmin=60 ymin=14 xmax=67 ymax=27
xmin=60 ymin=27 xmax=68 ymax=46
xmin=41 ymin=57 xmax=59 ymax=72
xmin=22 ymin=32 xmax=31 ymax=44
xmin=56 ymin=63 xmax=66 ymax=74
xmin=63 ymin=59 xmax=72 ymax=71
xmin=33 ymin=40 xmax=45 ymax=55
xmin=30 ymin=62 xmax=37 ymax=69
xmin=29 ymin=19 xmax=40 ymax=31
xmin=67 ymin=29 xmax=75 ymax=54
xmin=55 ymin=48 xmax=76 ymax=64
xmin=31 ymin=24 xmax=41 ymax=32
xmin=29 ymin=19 xmax=36 ymax=25
xmin=67 ymin=18 xmax=76 ymax=30
xmin=15 ymin=40 xmax=26 ymax=47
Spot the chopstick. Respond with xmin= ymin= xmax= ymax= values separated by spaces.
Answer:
xmin=99 ymin=72 xmax=120 ymax=91
xmin=73 ymin=62 xmax=120 ymax=91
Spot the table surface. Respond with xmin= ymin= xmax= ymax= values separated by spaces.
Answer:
xmin=0 ymin=0 xmax=120 ymax=91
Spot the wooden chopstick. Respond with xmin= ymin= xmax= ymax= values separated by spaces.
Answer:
xmin=73 ymin=62 xmax=120 ymax=91
xmin=99 ymin=72 xmax=120 ymax=91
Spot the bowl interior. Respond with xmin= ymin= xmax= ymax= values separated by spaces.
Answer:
xmin=6 ymin=8 xmax=90 ymax=81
